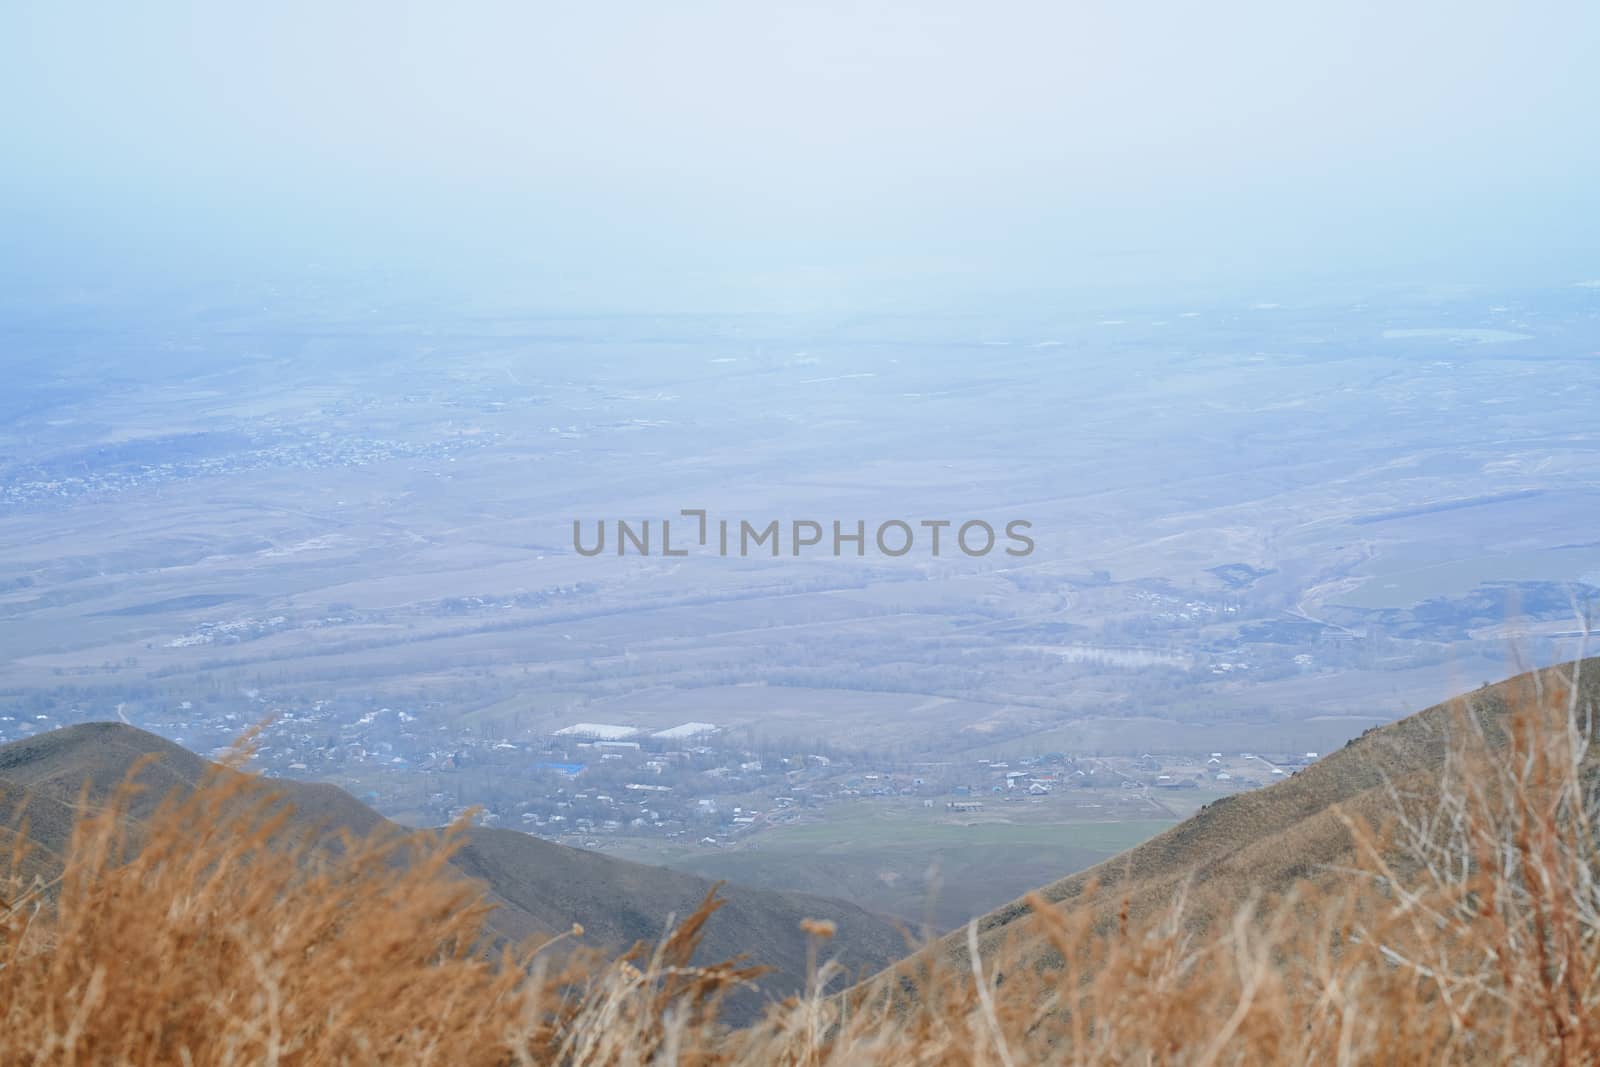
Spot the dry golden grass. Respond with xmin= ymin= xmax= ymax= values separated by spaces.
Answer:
xmin=4 ymin=658 xmax=1600 ymax=1064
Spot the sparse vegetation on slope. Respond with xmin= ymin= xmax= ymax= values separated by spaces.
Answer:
xmin=0 ymin=723 xmax=907 ymax=1022
xmin=3 ymin=657 xmax=1599 ymax=1062
xmin=879 ymin=654 xmax=1600 ymax=990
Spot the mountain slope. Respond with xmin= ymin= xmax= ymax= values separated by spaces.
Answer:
xmin=856 ymin=656 xmax=1600 ymax=1001
xmin=0 ymin=723 xmax=908 ymax=1017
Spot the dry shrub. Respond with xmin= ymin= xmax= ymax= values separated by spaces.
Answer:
xmin=3 ymin=659 xmax=1599 ymax=1063
xmin=1 ymin=758 xmax=547 ymax=1063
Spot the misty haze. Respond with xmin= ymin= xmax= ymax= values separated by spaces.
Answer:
xmin=3 ymin=2 xmax=1599 ymax=1062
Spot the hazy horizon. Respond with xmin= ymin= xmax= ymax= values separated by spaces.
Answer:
xmin=4 ymin=0 xmax=1599 ymax=318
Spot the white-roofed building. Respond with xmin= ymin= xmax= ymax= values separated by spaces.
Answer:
xmin=553 ymin=722 xmax=640 ymax=741
xmin=652 ymin=722 xmax=719 ymax=741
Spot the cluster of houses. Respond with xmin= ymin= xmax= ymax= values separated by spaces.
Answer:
xmin=0 ymin=432 xmax=484 ymax=509
xmin=2 ymin=695 xmax=1325 ymax=853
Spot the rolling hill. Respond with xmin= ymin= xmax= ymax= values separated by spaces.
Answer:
xmin=0 ymin=722 xmax=909 ymax=1019
xmin=854 ymin=655 xmax=1600 ymax=1003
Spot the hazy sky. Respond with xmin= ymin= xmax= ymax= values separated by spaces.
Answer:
xmin=3 ymin=0 xmax=1597 ymax=313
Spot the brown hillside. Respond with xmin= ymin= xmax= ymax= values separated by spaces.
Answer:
xmin=0 ymin=722 xmax=906 ymax=1019
xmin=857 ymin=655 xmax=1600 ymax=1001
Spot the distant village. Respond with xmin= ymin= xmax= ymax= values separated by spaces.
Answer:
xmin=0 ymin=691 xmax=1325 ymax=852
xmin=0 ymin=430 xmax=488 ymax=510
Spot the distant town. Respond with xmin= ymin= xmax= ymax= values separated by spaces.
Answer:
xmin=0 ymin=693 xmax=1324 ymax=853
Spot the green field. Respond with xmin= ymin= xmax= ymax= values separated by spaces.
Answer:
xmin=623 ymin=805 xmax=1176 ymax=932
